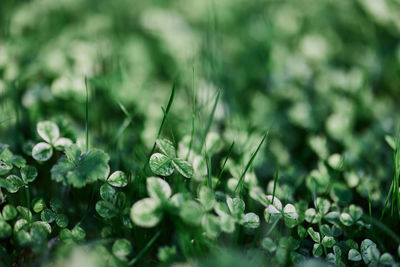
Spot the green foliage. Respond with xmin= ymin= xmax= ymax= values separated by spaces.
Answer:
xmin=51 ymin=145 xmax=110 ymax=188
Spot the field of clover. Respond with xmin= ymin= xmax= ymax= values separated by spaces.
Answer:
xmin=2 ymin=0 xmax=400 ymax=266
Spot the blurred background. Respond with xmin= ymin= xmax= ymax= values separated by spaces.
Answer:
xmin=1 ymin=0 xmax=400 ymax=213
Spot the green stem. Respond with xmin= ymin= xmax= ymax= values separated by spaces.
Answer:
xmin=25 ymin=185 xmax=30 ymax=210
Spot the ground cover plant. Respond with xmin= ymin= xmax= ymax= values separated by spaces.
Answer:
xmin=1 ymin=0 xmax=400 ymax=266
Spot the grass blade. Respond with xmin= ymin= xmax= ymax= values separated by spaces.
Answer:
xmin=272 ymin=168 xmax=279 ymax=204
xmin=200 ymin=89 xmax=221 ymax=153
xmin=84 ymin=77 xmax=90 ymax=152
xmin=129 ymin=231 xmax=161 ymax=266
xmin=217 ymin=141 xmax=235 ymax=182
xmin=187 ymin=66 xmax=197 ymax=160
xmin=150 ymin=83 xmax=176 ymax=156
xmin=234 ymin=133 xmax=267 ymax=194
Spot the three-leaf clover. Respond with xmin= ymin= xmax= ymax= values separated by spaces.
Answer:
xmin=348 ymin=239 xmax=394 ymax=266
xmin=307 ymin=227 xmax=335 ymax=257
xmin=250 ymin=187 xmax=298 ymax=227
xmin=214 ymin=196 xmax=260 ymax=233
xmin=32 ymin=121 xmax=72 ymax=162
xmin=340 ymin=204 xmax=369 ymax=228
xmin=51 ymin=144 xmax=110 ymax=188
xmin=149 ymin=139 xmax=193 ymax=178
xmin=0 ymin=165 xmax=38 ymax=193
xmin=96 ymin=170 xmax=129 ymax=219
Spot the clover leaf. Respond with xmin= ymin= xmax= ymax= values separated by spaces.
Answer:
xmin=149 ymin=139 xmax=193 ymax=178
xmin=32 ymin=121 xmax=72 ymax=162
xmin=51 ymin=145 xmax=110 ymax=188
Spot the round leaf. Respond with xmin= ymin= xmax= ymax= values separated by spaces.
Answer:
xmin=171 ymin=158 xmax=193 ymax=178
xmin=20 ymin=165 xmax=38 ymax=184
xmin=37 ymin=121 xmax=60 ymax=144
xmin=0 ymin=221 xmax=12 ymax=239
xmin=32 ymin=198 xmax=46 ymax=213
xmin=198 ymin=186 xmax=215 ymax=211
xmin=107 ymin=171 xmax=128 ymax=187
xmin=179 ymin=200 xmax=204 ymax=226
xmin=56 ymin=214 xmax=69 ymax=228
xmin=41 ymin=209 xmax=56 ymax=223
xmin=146 ymin=177 xmax=171 ymax=202
xmin=100 ymin=183 xmax=116 ymax=202
xmin=149 ymin=153 xmax=174 ymax=176
xmin=348 ymin=249 xmax=362 ymax=261
xmin=72 ymin=226 xmax=86 ymax=241
xmin=112 ymin=239 xmax=132 ymax=258
xmin=156 ymin=139 xmax=176 ymax=158
xmin=130 ymin=198 xmax=162 ymax=227
xmin=32 ymin=142 xmax=53 ymax=162
xmin=95 ymin=200 xmax=117 ymax=219
xmin=2 ymin=205 xmax=17 ymax=221
xmin=4 ymin=175 xmax=24 ymax=193
xmin=240 ymin=212 xmax=260 ymax=229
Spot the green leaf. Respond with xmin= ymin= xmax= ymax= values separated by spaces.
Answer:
xmin=322 ymin=236 xmax=335 ymax=248
xmin=179 ymin=200 xmax=204 ymax=226
xmin=156 ymin=139 xmax=176 ymax=158
xmin=112 ymin=239 xmax=132 ymax=258
xmin=240 ymin=212 xmax=260 ymax=228
xmin=307 ymin=227 xmax=321 ymax=243
xmin=149 ymin=153 xmax=174 ymax=176
xmin=0 ymin=221 xmax=12 ymax=239
xmin=17 ymin=206 xmax=32 ymax=221
xmin=297 ymin=225 xmax=307 ymax=239
xmin=50 ymin=198 xmax=63 ymax=213
xmin=348 ymin=249 xmax=362 ymax=261
xmin=283 ymin=204 xmax=298 ymax=228
xmin=20 ymin=165 xmax=38 ymax=184
xmin=2 ymin=205 xmax=17 ymax=221
xmin=0 ymin=160 xmax=12 ymax=175
xmin=54 ymin=137 xmax=73 ymax=150
xmin=339 ymin=213 xmax=353 ymax=226
xmin=32 ymin=142 xmax=53 ymax=162
xmin=37 ymin=121 xmax=60 ymax=144
xmin=95 ymin=200 xmax=117 ymax=219
xmin=219 ymin=214 xmax=235 ymax=233
xmin=14 ymin=219 xmax=29 ymax=232
xmin=261 ymin=237 xmax=277 ymax=252
xmin=315 ymin=198 xmax=330 ymax=215
xmin=385 ymin=135 xmax=396 ymax=150
xmin=130 ymin=198 xmax=162 ymax=228
xmin=55 ymin=214 xmax=69 ymax=228
xmin=379 ymin=253 xmax=394 ymax=264
xmin=201 ymin=214 xmax=221 ymax=238
xmin=41 ymin=209 xmax=56 ymax=223
xmin=59 ymin=228 xmax=72 ymax=241
xmin=107 ymin=171 xmax=128 ymax=187
xmin=31 ymin=221 xmax=52 ymax=234
xmin=2 ymin=175 xmax=24 ymax=193
xmin=146 ymin=177 xmax=171 ymax=202
xmin=361 ymin=239 xmax=377 ymax=264
xmin=198 ymin=186 xmax=215 ymax=211
xmin=312 ymin=243 xmax=323 ymax=257
xmin=171 ymin=158 xmax=193 ymax=178
xmin=51 ymin=146 xmax=110 ymax=188
xmin=227 ymin=197 xmax=245 ymax=220
xmin=100 ymin=183 xmax=116 ymax=202
xmin=71 ymin=226 xmax=86 ymax=241
xmin=348 ymin=204 xmax=363 ymax=221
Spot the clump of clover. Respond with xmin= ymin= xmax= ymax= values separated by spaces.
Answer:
xmin=250 ymin=187 xmax=299 ymax=228
xmin=51 ymin=144 xmax=110 ymax=188
xmin=95 ymin=170 xmax=132 ymax=230
xmin=32 ymin=121 xmax=72 ymax=162
xmin=0 ymin=204 xmax=52 ymax=253
xmin=149 ymin=139 xmax=193 ymax=178
xmin=348 ymin=239 xmax=394 ymax=266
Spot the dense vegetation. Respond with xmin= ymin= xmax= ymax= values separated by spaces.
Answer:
xmin=1 ymin=0 xmax=400 ymax=266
